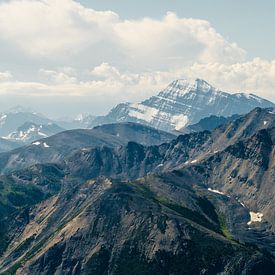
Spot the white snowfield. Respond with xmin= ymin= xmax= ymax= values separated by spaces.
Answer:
xmin=129 ymin=103 xmax=158 ymax=123
xmin=128 ymin=103 xmax=189 ymax=130
xmin=5 ymin=124 xmax=48 ymax=142
xmin=247 ymin=212 xmax=263 ymax=225
xmin=238 ymin=200 xmax=246 ymax=207
xmin=207 ymin=188 xmax=225 ymax=195
xmin=32 ymin=141 xmax=41 ymax=146
xmin=32 ymin=141 xmax=50 ymax=148
xmin=43 ymin=142 xmax=50 ymax=148
xmin=171 ymin=114 xmax=188 ymax=131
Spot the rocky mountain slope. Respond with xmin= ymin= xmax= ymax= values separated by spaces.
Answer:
xmin=91 ymin=79 xmax=274 ymax=132
xmin=0 ymin=108 xmax=274 ymax=274
xmin=180 ymin=114 xmax=240 ymax=134
xmin=179 ymin=127 xmax=275 ymax=252
xmin=0 ymin=108 xmax=272 ymax=176
xmin=0 ymin=122 xmax=175 ymax=173
xmin=0 ymin=138 xmax=22 ymax=153
xmin=1 ymin=176 xmax=274 ymax=274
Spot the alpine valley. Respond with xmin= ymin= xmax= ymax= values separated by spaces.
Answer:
xmin=0 ymin=79 xmax=274 ymax=275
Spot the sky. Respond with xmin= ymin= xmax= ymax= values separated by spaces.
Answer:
xmin=0 ymin=0 xmax=274 ymax=118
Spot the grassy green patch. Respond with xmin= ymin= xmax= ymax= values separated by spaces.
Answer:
xmin=128 ymin=182 xmax=221 ymax=234
xmin=0 ymin=175 xmax=45 ymax=219
xmin=218 ymin=213 xmax=233 ymax=240
xmin=1 ymin=261 xmax=22 ymax=275
xmin=129 ymin=181 xmax=235 ymax=239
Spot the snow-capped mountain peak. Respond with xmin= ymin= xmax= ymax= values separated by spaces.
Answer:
xmin=194 ymin=78 xmax=214 ymax=92
xmin=90 ymin=78 xmax=275 ymax=132
xmin=161 ymin=78 xmax=213 ymax=97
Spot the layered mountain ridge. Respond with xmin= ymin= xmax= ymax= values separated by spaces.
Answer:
xmin=1 ymin=79 xmax=274 ymax=144
xmin=5 ymin=122 xmax=65 ymax=143
xmin=91 ymin=79 xmax=274 ymax=132
xmin=0 ymin=107 xmax=274 ymax=274
xmin=0 ymin=91 xmax=274 ymax=274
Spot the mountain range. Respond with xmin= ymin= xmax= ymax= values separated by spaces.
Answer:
xmin=0 ymin=79 xmax=274 ymax=148
xmin=5 ymin=122 xmax=65 ymax=143
xmin=0 ymin=107 xmax=274 ymax=274
xmin=90 ymin=79 xmax=274 ymax=132
xmin=0 ymin=79 xmax=274 ymax=274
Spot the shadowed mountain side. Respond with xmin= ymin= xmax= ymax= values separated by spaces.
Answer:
xmin=0 ymin=177 xmax=274 ymax=274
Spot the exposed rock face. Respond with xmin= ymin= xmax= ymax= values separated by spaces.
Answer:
xmin=0 ymin=108 xmax=274 ymax=274
xmin=91 ymin=79 xmax=274 ymax=132
xmin=1 ymin=108 xmax=273 ymax=178
xmin=180 ymin=114 xmax=240 ymax=134
xmin=186 ymin=127 xmax=275 ymax=232
xmin=1 ymin=178 xmax=274 ymax=274
xmin=0 ymin=122 xmax=175 ymax=173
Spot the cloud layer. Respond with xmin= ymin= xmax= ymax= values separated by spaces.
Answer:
xmin=0 ymin=0 xmax=273 ymax=116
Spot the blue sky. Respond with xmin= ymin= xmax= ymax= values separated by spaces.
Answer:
xmin=0 ymin=0 xmax=274 ymax=117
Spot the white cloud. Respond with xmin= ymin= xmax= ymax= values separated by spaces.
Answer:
xmin=39 ymin=68 xmax=77 ymax=84
xmin=0 ymin=61 xmax=274 ymax=118
xmin=0 ymin=71 xmax=12 ymax=82
xmin=0 ymin=0 xmax=245 ymax=68
xmin=0 ymin=0 xmax=273 ymax=116
xmin=0 ymin=0 xmax=118 ymax=58
xmin=90 ymin=63 xmax=121 ymax=79
xmin=0 ymin=60 xmax=274 ymax=107
xmin=182 ymin=58 xmax=275 ymax=99
xmin=115 ymin=12 xmax=246 ymax=68
xmin=0 ymin=64 xmax=173 ymax=101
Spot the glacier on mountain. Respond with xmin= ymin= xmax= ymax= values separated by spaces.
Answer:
xmin=90 ymin=78 xmax=274 ymax=132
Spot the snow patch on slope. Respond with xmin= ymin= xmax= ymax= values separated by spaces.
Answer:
xmin=247 ymin=212 xmax=263 ymax=225
xmin=0 ymin=114 xmax=7 ymax=127
xmin=6 ymin=124 xmax=48 ymax=142
xmin=171 ymin=114 xmax=188 ymax=131
xmin=208 ymin=188 xmax=225 ymax=195
xmin=128 ymin=103 xmax=158 ymax=123
xmin=32 ymin=141 xmax=41 ymax=146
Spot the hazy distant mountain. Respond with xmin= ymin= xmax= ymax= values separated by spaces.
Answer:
xmin=0 ymin=110 xmax=53 ymax=136
xmin=0 ymin=107 xmax=97 ymax=140
xmin=0 ymin=137 xmax=22 ymax=153
xmin=56 ymin=114 xmax=96 ymax=130
xmin=180 ymin=114 xmax=240 ymax=134
xmin=91 ymin=79 xmax=274 ymax=132
xmin=6 ymin=122 xmax=65 ymax=143
xmin=0 ymin=122 xmax=175 ymax=173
